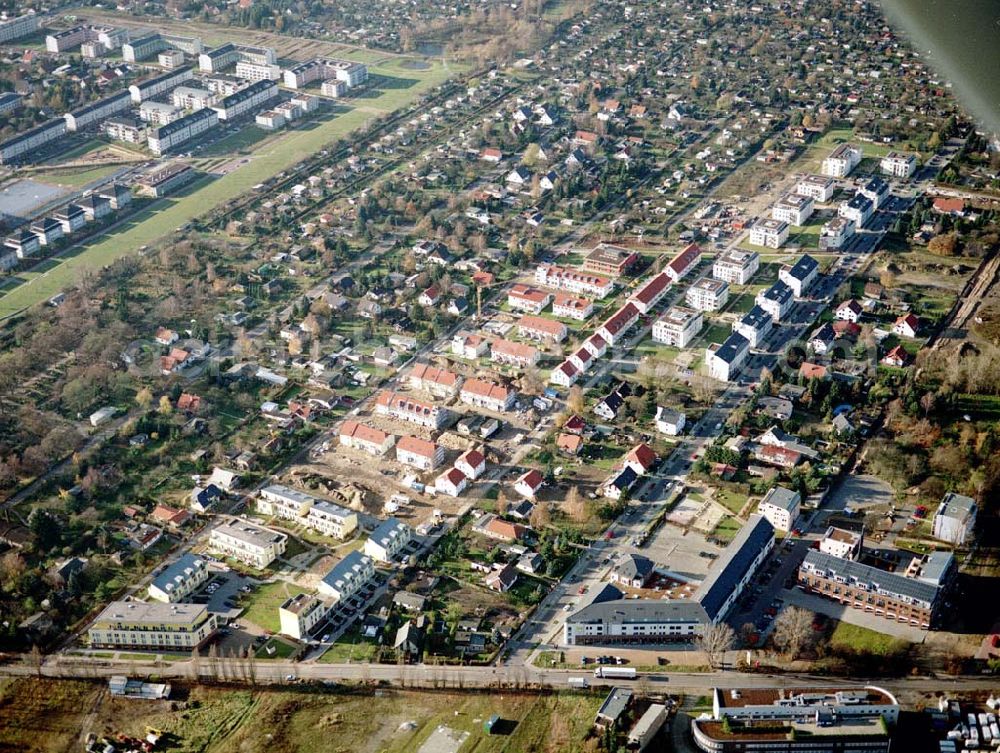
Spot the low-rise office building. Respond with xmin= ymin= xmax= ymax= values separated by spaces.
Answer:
xmin=89 ymin=601 xmax=217 ymax=650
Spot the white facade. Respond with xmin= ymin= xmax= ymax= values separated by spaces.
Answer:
xmin=755 ymin=282 xmax=794 ymax=322
xmin=820 ymin=216 xmax=855 ymax=250
xmin=685 ymin=277 xmax=729 ymax=312
xmin=757 ymin=486 xmax=801 ymax=532
xmin=318 ymin=551 xmax=375 ymax=601
xmin=796 ymin=175 xmax=836 ymax=202
xmin=881 ymin=152 xmax=917 ymax=179
xmin=652 ymin=306 xmax=703 ymax=348
xmin=256 ymin=484 xmax=359 ymax=540
xmin=364 ymin=517 xmax=413 ymax=563
xmin=748 ymin=219 xmax=789 ymax=249
xmin=89 ymin=601 xmax=217 ymax=650
xmin=821 ymin=143 xmax=862 ymax=178
xmin=712 ymin=249 xmax=759 ymax=285
xmin=209 ymin=519 xmax=287 ymax=568
xmin=278 ymin=593 xmax=329 ymax=640
xmin=148 ymin=553 xmax=209 ymax=603
xmin=771 ymin=193 xmax=814 ymax=226
xmin=707 ymin=333 xmax=750 ymax=382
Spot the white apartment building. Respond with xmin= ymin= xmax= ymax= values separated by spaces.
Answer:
xmin=819 ymin=216 xmax=855 ymax=250
xmin=209 ymin=519 xmax=288 ymax=569
xmin=778 ymin=254 xmax=819 ymax=297
xmin=733 ymin=305 xmax=773 ymax=348
xmin=284 ymin=58 xmax=368 ymax=89
xmin=534 ymin=263 xmax=614 ymax=299
xmin=707 ymin=332 xmax=750 ymax=382
xmin=212 ymin=80 xmax=278 ymax=121
xmin=652 ymin=306 xmax=703 ymax=348
xmin=0 ymin=14 xmax=40 ymax=44
xmin=796 ymin=175 xmax=836 ymax=203
xmin=755 ymin=281 xmax=795 ymax=322
xmin=256 ymin=484 xmax=359 ymax=540
xmin=757 ymin=486 xmax=801 ymax=532
xmin=685 ymin=277 xmax=729 ymax=312
xmin=819 ymin=527 xmax=863 ymax=560
xmin=278 ymin=593 xmax=329 ymax=640
xmin=712 ymin=249 xmax=759 ymax=285
xmin=881 ymin=151 xmax=917 ymax=179
xmin=839 ymin=192 xmax=874 ymax=227
xmin=748 ymin=218 xmax=789 ymax=249
xmin=236 ymin=60 xmax=281 ymax=82
xmin=89 ymin=601 xmax=217 ymax=650
xmin=148 ymin=553 xmax=209 ymax=603
xmin=364 ymin=517 xmax=413 ymax=563
xmin=318 ymin=550 xmax=375 ymax=601
xmin=772 ymin=193 xmax=814 ymax=226
xmin=172 ymin=85 xmax=215 ymax=111
xmin=821 ymin=143 xmax=862 ymax=178
xmin=139 ymin=101 xmax=181 ymax=126
xmin=148 ymin=108 xmax=218 ymax=156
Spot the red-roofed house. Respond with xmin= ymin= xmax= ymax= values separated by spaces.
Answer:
xmin=477 ymin=514 xmax=529 ymax=542
xmin=881 ymin=345 xmax=910 ymax=368
xmin=408 ymin=362 xmax=462 ymax=398
xmin=563 ymin=415 xmax=586 ymax=434
xmin=568 ymin=347 xmax=593 ymax=373
xmin=621 ymin=443 xmax=657 ymax=476
xmin=630 ymin=272 xmax=671 ymax=314
xmin=375 ymin=390 xmax=447 ymax=428
xmin=151 ymin=504 xmax=191 ymax=528
xmin=460 ymin=378 xmax=516 ymax=412
xmin=396 ymin=436 xmax=445 ymax=471
xmin=551 ymin=293 xmax=594 ymax=321
xmin=665 ymin=243 xmax=701 ymax=283
xmin=517 ymin=315 xmax=568 ymax=343
xmin=480 ymin=147 xmax=503 ymax=163
xmin=597 ymin=302 xmax=640 ymax=346
xmin=835 ymin=299 xmax=863 ymax=323
xmin=514 ymin=469 xmax=544 ymax=499
xmin=419 ymin=285 xmax=442 ymax=307
xmin=177 ymin=392 xmax=202 ymax=412
xmin=507 ymin=284 xmax=552 ymax=314
xmin=892 ymin=313 xmax=920 ymax=339
xmin=491 ymin=339 xmax=541 ymax=368
xmin=932 ymin=197 xmax=965 ymax=216
xmin=550 ymin=359 xmax=579 ymax=387
xmin=340 ymin=420 xmax=396 ymax=456
xmin=455 ymin=448 xmax=486 ymax=480
xmin=800 ymin=362 xmax=828 ymax=380
xmin=435 ymin=467 xmax=468 ymax=497
xmin=556 ymin=432 xmax=584 ymax=455
xmin=755 ymin=444 xmax=803 ymax=468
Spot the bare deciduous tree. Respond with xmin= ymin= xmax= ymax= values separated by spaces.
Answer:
xmin=697 ymin=623 xmax=735 ymax=668
xmin=772 ymin=606 xmax=815 ymax=660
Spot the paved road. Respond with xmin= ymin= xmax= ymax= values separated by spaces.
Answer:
xmin=7 ymin=655 xmax=997 ymax=698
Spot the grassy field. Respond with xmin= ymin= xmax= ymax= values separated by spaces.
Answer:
xmin=829 ymin=621 xmax=910 ymax=656
xmin=29 ymin=164 xmax=125 ymax=188
xmin=0 ymin=58 xmax=459 ymax=319
xmin=241 ymin=580 xmax=300 ymax=634
xmin=0 ymin=679 xmax=604 ymax=753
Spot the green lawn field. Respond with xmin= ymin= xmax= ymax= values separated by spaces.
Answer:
xmin=0 ymin=57 xmax=458 ymax=319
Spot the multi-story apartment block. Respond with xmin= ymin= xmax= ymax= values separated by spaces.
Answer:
xmin=139 ymin=101 xmax=182 ymax=126
xmin=755 ymin=281 xmax=794 ymax=322
xmin=374 ymin=390 xmax=447 ymax=429
xmin=89 ymin=601 xmax=218 ymax=650
xmin=364 ymin=517 xmax=413 ymax=563
xmin=0 ymin=14 xmax=40 ymax=44
xmin=534 ymin=264 xmax=614 ymax=299
xmin=795 ymin=174 xmax=836 ymax=202
xmin=819 ymin=526 xmax=863 ymax=560
xmin=665 ymin=243 xmax=701 ymax=283
xmin=104 ymin=116 xmax=146 ymax=144
xmin=749 ymin=218 xmax=789 ymax=249
xmin=839 ymin=192 xmax=874 ymax=227
xmin=551 ymin=293 xmax=593 ymax=321
xmin=283 ymin=58 xmax=368 ymax=89
xmin=148 ymin=553 xmax=209 ymax=602
xmin=318 ymin=550 xmax=375 ymax=601
xmin=733 ymin=305 xmax=773 ymax=348
xmin=256 ymin=484 xmax=358 ymax=540
xmin=858 ymin=175 xmax=890 ymax=209
xmin=172 ymin=86 xmax=215 ymax=111
xmin=198 ymin=43 xmax=241 ymax=72
xmin=212 ymin=80 xmax=278 ymax=120
xmin=778 ymin=254 xmax=819 ymax=297
xmin=771 ymin=193 xmax=814 ymax=226
xmin=507 ymin=284 xmax=552 ymax=314
xmin=707 ymin=332 xmax=750 ymax=382
xmin=407 ymin=363 xmax=462 ymax=398
xmin=821 ymin=142 xmax=862 ymax=178
xmin=819 ymin=216 xmax=855 ymax=250
xmin=597 ymin=302 xmax=641 ymax=347
xmin=799 ymin=549 xmax=954 ymax=629
xmin=46 ymin=26 xmax=88 ymax=53
xmin=582 ymin=243 xmax=639 ymax=277
xmin=235 ymin=60 xmax=282 ymax=82
xmin=712 ymin=249 xmax=759 ymax=285
xmin=0 ymin=118 xmax=67 ymax=165
xmin=148 ymin=107 xmax=218 ymax=156
xmin=278 ymin=593 xmax=329 ymax=640
xmin=209 ymin=519 xmax=288 ymax=568
xmin=652 ymin=306 xmax=703 ymax=348
xmin=128 ymin=67 xmax=195 ymax=103
xmin=757 ymin=486 xmax=801 ymax=532
xmin=881 ymin=151 xmax=917 ymax=179
xmin=685 ymin=277 xmax=729 ymax=312
xmin=932 ymin=492 xmax=977 ymax=546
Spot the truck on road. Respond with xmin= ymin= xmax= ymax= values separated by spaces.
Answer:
xmin=567 ymin=677 xmax=590 ymax=688
xmin=593 ymin=667 xmax=637 ymax=679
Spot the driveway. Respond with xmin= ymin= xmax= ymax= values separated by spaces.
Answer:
xmin=782 ymin=587 xmax=927 ymax=643
xmin=823 ymin=474 xmax=893 ymax=514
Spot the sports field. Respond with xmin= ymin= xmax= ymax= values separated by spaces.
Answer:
xmin=0 ymin=57 xmax=457 ymax=319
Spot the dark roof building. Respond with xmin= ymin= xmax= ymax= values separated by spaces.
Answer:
xmin=695 ymin=514 xmax=774 ymax=622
